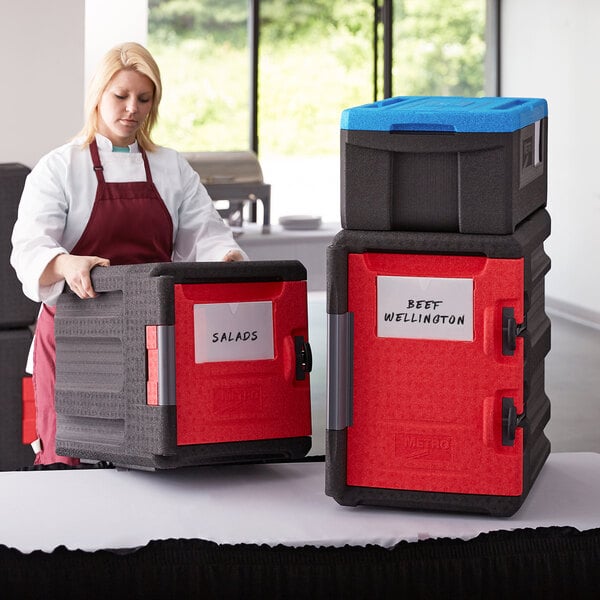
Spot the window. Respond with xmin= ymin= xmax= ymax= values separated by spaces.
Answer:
xmin=148 ymin=0 xmax=250 ymax=151
xmin=391 ymin=0 xmax=486 ymax=97
xmin=148 ymin=0 xmax=491 ymax=225
xmin=256 ymin=0 xmax=374 ymax=224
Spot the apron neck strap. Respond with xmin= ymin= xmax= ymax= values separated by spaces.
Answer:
xmin=139 ymin=145 xmax=153 ymax=183
xmin=89 ymin=139 xmax=105 ymax=184
xmin=89 ymin=138 xmax=154 ymax=184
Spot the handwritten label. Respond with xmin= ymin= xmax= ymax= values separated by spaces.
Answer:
xmin=194 ymin=301 xmax=274 ymax=363
xmin=377 ymin=276 xmax=473 ymax=341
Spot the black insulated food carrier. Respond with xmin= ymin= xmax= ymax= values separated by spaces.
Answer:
xmin=0 ymin=328 xmax=35 ymax=470
xmin=340 ymin=96 xmax=547 ymax=235
xmin=0 ymin=163 xmax=38 ymax=469
xmin=54 ymin=261 xmax=312 ymax=470
xmin=0 ymin=163 xmax=40 ymax=328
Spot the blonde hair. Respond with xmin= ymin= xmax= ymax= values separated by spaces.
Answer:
xmin=77 ymin=42 xmax=162 ymax=150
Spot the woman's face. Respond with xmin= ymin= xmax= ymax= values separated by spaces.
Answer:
xmin=97 ymin=69 xmax=154 ymax=146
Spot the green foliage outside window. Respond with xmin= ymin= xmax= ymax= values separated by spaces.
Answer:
xmin=393 ymin=0 xmax=485 ymax=96
xmin=148 ymin=0 xmax=484 ymax=155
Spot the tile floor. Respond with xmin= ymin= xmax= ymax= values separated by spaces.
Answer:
xmin=306 ymin=293 xmax=600 ymax=457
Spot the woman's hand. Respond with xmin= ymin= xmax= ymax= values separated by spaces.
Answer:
xmin=222 ymin=249 xmax=244 ymax=262
xmin=40 ymin=254 xmax=110 ymax=299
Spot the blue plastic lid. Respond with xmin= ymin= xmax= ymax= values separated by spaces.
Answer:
xmin=341 ymin=96 xmax=548 ymax=133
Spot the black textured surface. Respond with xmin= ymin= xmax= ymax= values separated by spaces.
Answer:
xmin=0 ymin=328 xmax=35 ymax=470
xmin=90 ymin=260 xmax=308 ymax=291
xmin=341 ymin=121 xmax=547 ymax=235
xmin=0 ymin=163 xmax=40 ymax=328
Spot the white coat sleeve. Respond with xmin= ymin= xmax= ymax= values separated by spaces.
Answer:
xmin=10 ymin=153 xmax=69 ymax=305
xmin=171 ymin=156 xmax=249 ymax=262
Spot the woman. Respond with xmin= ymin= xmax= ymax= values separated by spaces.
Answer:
xmin=11 ymin=42 xmax=247 ymax=466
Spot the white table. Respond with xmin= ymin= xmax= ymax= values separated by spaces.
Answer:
xmin=1 ymin=452 xmax=599 ymax=554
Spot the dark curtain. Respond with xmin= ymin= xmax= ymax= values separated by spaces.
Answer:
xmin=1 ymin=526 xmax=599 ymax=599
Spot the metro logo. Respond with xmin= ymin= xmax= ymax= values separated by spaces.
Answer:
xmin=395 ymin=434 xmax=453 ymax=462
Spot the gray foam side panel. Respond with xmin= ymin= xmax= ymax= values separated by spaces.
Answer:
xmin=56 ymin=274 xmax=176 ymax=461
xmin=0 ymin=164 xmax=40 ymax=328
xmin=0 ymin=328 xmax=35 ymax=470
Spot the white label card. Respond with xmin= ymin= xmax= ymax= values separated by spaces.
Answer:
xmin=194 ymin=301 xmax=274 ymax=363
xmin=377 ymin=276 xmax=473 ymax=341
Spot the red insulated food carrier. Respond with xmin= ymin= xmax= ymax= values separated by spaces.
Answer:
xmin=54 ymin=261 xmax=312 ymax=470
xmin=326 ymin=212 xmax=551 ymax=516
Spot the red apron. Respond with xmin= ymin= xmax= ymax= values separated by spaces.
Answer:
xmin=32 ymin=140 xmax=173 ymax=465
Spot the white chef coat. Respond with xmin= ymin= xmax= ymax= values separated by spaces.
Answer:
xmin=10 ymin=134 xmax=248 ymax=307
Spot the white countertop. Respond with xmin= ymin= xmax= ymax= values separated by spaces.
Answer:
xmin=236 ymin=222 xmax=340 ymax=245
xmin=236 ymin=223 xmax=340 ymax=291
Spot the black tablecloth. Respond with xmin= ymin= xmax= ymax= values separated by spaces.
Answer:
xmin=2 ymin=526 xmax=599 ymax=599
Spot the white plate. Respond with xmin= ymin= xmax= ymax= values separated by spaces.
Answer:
xmin=279 ymin=215 xmax=322 ymax=230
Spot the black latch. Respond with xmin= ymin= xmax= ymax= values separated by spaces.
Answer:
xmin=294 ymin=336 xmax=312 ymax=380
xmin=502 ymin=397 xmax=518 ymax=446
xmin=502 ymin=307 xmax=525 ymax=356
